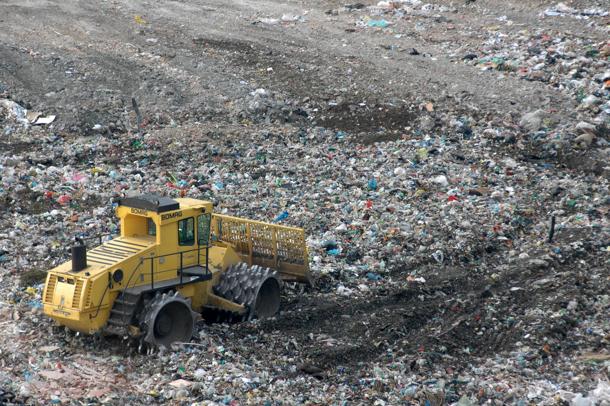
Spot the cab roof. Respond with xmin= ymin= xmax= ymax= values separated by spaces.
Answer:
xmin=119 ymin=194 xmax=210 ymax=213
xmin=119 ymin=194 xmax=179 ymax=213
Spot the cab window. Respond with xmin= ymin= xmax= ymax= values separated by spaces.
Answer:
xmin=147 ymin=218 xmax=156 ymax=236
xmin=178 ymin=218 xmax=194 ymax=245
xmin=197 ymin=214 xmax=211 ymax=246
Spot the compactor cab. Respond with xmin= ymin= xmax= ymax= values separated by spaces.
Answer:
xmin=43 ymin=194 xmax=310 ymax=346
xmin=116 ymin=195 xmax=213 ymax=275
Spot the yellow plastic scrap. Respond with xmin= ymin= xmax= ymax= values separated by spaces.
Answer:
xmin=542 ymin=118 xmax=556 ymax=128
xmin=90 ymin=167 xmax=106 ymax=175
xmin=26 ymin=286 xmax=37 ymax=296
xmin=417 ymin=148 xmax=428 ymax=160
xmin=415 ymin=188 xmax=427 ymax=197
xmin=134 ymin=15 xmax=146 ymax=25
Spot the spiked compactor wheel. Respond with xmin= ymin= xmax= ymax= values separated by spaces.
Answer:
xmin=141 ymin=291 xmax=198 ymax=347
xmin=214 ymin=263 xmax=282 ymax=320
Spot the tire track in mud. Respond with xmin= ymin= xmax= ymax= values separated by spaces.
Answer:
xmin=229 ymin=241 xmax=608 ymax=373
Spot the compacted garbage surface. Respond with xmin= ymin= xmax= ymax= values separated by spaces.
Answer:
xmin=0 ymin=0 xmax=609 ymax=404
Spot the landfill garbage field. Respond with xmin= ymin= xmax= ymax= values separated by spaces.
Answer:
xmin=1 ymin=0 xmax=609 ymax=404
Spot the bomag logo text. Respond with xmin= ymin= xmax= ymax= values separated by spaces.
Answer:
xmin=130 ymin=208 xmax=148 ymax=215
xmin=161 ymin=211 xmax=183 ymax=221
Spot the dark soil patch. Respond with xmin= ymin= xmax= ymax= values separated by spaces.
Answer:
xmin=0 ymin=189 xmax=48 ymax=215
xmin=0 ymin=141 xmax=34 ymax=155
xmin=557 ymin=150 xmax=609 ymax=176
xmin=19 ymin=269 xmax=47 ymax=287
xmin=317 ymin=102 xmax=417 ymax=134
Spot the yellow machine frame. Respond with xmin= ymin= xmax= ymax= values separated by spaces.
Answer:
xmin=42 ymin=196 xmax=310 ymax=336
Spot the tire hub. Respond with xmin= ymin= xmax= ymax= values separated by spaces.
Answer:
xmin=154 ymin=311 xmax=173 ymax=337
xmin=142 ymin=292 xmax=197 ymax=347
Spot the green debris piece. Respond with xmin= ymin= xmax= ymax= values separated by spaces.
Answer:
xmin=585 ymin=49 xmax=599 ymax=58
xmin=417 ymin=148 xmax=428 ymax=160
xmin=255 ymin=152 xmax=267 ymax=163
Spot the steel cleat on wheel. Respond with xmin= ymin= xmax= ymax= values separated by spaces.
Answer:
xmin=214 ymin=263 xmax=282 ymax=320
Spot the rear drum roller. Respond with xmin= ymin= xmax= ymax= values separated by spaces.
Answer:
xmin=215 ymin=263 xmax=282 ymax=320
xmin=140 ymin=291 xmax=198 ymax=347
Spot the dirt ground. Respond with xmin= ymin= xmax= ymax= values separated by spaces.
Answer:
xmin=0 ymin=0 xmax=609 ymax=404
xmin=0 ymin=0 xmax=594 ymax=133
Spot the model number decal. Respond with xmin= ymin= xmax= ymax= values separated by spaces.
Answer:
xmin=161 ymin=211 xmax=183 ymax=221
xmin=52 ymin=309 xmax=71 ymax=316
xmin=130 ymin=208 xmax=148 ymax=215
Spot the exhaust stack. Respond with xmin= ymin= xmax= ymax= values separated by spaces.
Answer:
xmin=71 ymin=238 xmax=87 ymax=272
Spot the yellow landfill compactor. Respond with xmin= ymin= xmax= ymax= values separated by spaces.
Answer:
xmin=42 ymin=194 xmax=310 ymax=346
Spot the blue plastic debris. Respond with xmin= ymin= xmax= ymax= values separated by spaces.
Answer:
xmin=367 ymin=19 xmax=389 ymax=28
xmin=28 ymin=300 xmax=43 ymax=310
xmin=274 ymin=210 xmax=289 ymax=222
xmin=322 ymin=240 xmax=340 ymax=255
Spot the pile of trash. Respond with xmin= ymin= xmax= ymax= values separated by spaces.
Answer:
xmin=241 ymin=88 xmax=309 ymax=124
xmin=543 ymin=2 xmax=609 ymax=18
xmin=1 ymin=104 xmax=609 ymax=402
xmin=1 ymin=99 xmax=55 ymax=132
xmin=335 ymin=0 xmax=609 ymax=175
